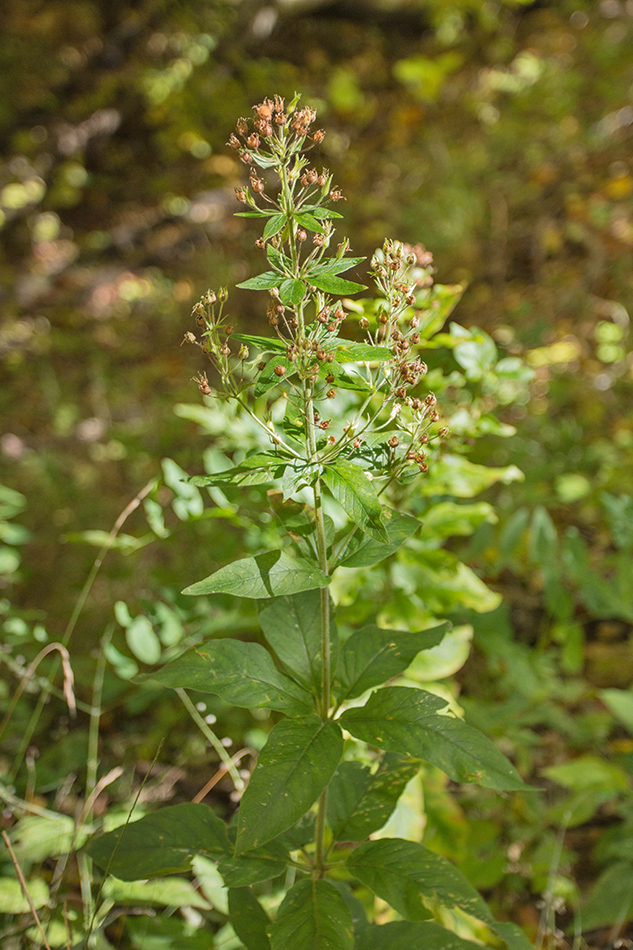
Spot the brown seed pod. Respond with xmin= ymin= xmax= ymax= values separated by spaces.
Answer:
xmin=274 ymin=365 xmax=286 ymax=377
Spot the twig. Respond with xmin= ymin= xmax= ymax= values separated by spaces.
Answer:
xmin=1 ymin=830 xmax=52 ymax=950
xmin=192 ymin=748 xmax=251 ymax=803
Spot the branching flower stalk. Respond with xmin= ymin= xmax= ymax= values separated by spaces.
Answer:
xmin=183 ymin=93 xmax=451 ymax=875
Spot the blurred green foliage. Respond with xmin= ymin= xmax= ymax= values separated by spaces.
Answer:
xmin=1 ymin=0 xmax=633 ymax=946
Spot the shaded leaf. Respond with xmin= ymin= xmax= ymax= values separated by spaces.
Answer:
xmin=183 ymin=550 xmax=330 ymax=599
xmin=347 ymin=837 xmax=494 ymax=924
xmin=218 ymin=841 xmax=289 ymax=886
xmin=138 ymin=639 xmax=313 ymax=715
xmin=327 ymin=755 xmax=421 ymax=842
xmin=580 ymin=861 xmax=633 ymax=933
xmin=356 ymin=921 xmax=482 ymax=950
xmin=340 ymin=687 xmax=525 ymax=791
xmin=335 ymin=623 xmax=449 ymax=702
xmin=258 ymin=589 xmax=338 ymax=692
xmin=86 ymin=803 xmax=230 ymax=879
xmin=339 ymin=509 xmax=420 ymax=568
xmin=231 ymin=334 xmax=286 ymax=352
xmin=269 ymin=879 xmax=354 ymax=950
xmin=228 ymin=887 xmax=271 ymax=950
xmin=236 ymin=717 xmax=343 ymax=852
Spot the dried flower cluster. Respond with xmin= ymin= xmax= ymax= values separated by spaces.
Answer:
xmin=184 ymin=94 xmax=449 ymax=484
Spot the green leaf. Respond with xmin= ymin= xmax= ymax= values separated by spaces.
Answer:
xmin=266 ymin=244 xmax=290 ymax=272
xmin=236 ymin=717 xmax=343 ymax=852
xmin=237 ymin=271 xmax=282 ymax=291
xmin=323 ymin=460 xmax=387 ymax=543
xmin=309 ymin=257 xmax=366 ymax=277
xmin=294 ymin=211 xmax=327 ymax=233
xmin=138 ymin=639 xmax=313 ymax=715
xmin=269 ymin=879 xmax=354 ymax=950
xmin=103 ymin=876 xmax=211 ymax=909
xmin=254 ymin=357 xmax=296 ymax=398
xmin=258 ymin=590 xmax=338 ymax=692
xmin=183 ymin=550 xmax=330 ymax=599
xmin=188 ymin=453 xmax=287 ymax=488
xmin=335 ymin=623 xmax=448 ymax=701
xmin=125 ymin=616 xmax=162 ymax=665
xmin=309 ymin=273 xmax=366 ymax=295
xmin=235 ymin=210 xmax=278 ymax=218
xmin=339 ymin=509 xmax=419 ymax=568
xmin=356 ymin=921 xmax=483 ymax=950
xmin=86 ymin=803 xmax=230 ymax=879
xmin=232 ymin=334 xmax=286 ymax=352
xmin=305 ymin=206 xmax=344 ymax=220
xmin=601 ymin=688 xmax=633 ymax=735
xmin=580 ymin=861 xmax=633 ymax=932
xmin=0 ymin=877 xmax=49 ymax=914
xmin=417 ymin=455 xmax=524 ymax=498
xmin=279 ymin=277 xmax=306 ymax=306
xmin=263 ymin=214 xmax=286 ymax=240
xmin=421 ymin=502 xmax=497 ymax=540
xmin=327 ymin=755 xmax=421 ymax=842
xmin=347 ymin=837 xmax=494 ymax=924
xmin=340 ymin=687 xmax=525 ymax=791
xmin=335 ymin=342 xmax=392 ymax=362
xmin=453 ymin=332 xmax=498 ymax=380
xmin=228 ymin=887 xmax=271 ymax=950
xmin=218 ymin=841 xmax=289 ymax=886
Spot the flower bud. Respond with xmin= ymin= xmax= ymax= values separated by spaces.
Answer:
xmin=327 ymin=388 xmax=336 ymax=399
xmin=274 ymin=365 xmax=286 ymax=377
xmin=297 ymin=228 xmax=307 ymax=242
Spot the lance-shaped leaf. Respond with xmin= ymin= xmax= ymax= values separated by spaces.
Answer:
xmin=279 ymin=278 xmax=306 ymax=306
xmin=85 ymin=804 xmax=230 ymax=880
xmin=188 ymin=453 xmax=287 ymax=488
xmin=334 ymin=342 xmax=392 ymax=362
xmin=339 ymin=509 xmax=420 ymax=568
xmin=236 ymin=717 xmax=343 ymax=853
xmin=294 ymin=211 xmax=327 ymax=233
xmin=218 ymin=839 xmax=290 ymax=886
xmin=347 ymin=837 xmax=494 ymax=925
xmin=263 ymin=213 xmax=286 ymax=241
xmin=340 ymin=687 xmax=525 ymax=791
xmin=327 ymin=755 xmax=421 ymax=842
xmin=228 ymin=887 xmax=271 ymax=950
xmin=309 ymin=273 xmax=366 ymax=295
xmin=183 ymin=550 xmax=330 ymax=600
xmin=309 ymin=256 xmax=366 ymax=277
xmin=356 ymin=921 xmax=483 ymax=950
xmin=323 ymin=460 xmax=388 ymax=543
xmin=335 ymin=623 xmax=448 ymax=702
xmin=232 ymin=334 xmax=286 ymax=352
xmin=138 ymin=639 xmax=312 ymax=715
xmin=258 ymin=590 xmax=338 ymax=692
xmin=237 ymin=271 xmax=282 ymax=291
xmin=269 ymin=879 xmax=354 ymax=950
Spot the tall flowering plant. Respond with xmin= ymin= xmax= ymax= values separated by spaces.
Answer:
xmin=88 ymin=95 xmax=531 ymax=950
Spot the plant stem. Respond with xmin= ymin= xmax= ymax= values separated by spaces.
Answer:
xmin=303 ymin=378 xmax=332 ymax=876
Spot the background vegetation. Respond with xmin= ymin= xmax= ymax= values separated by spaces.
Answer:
xmin=1 ymin=0 xmax=633 ymax=946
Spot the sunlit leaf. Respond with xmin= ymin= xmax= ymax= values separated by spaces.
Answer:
xmin=323 ymin=460 xmax=387 ymax=543
xmin=183 ymin=550 xmax=330 ymax=599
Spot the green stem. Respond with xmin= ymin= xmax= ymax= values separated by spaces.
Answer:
xmin=176 ymin=688 xmax=244 ymax=791
xmin=303 ymin=378 xmax=332 ymax=876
